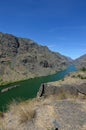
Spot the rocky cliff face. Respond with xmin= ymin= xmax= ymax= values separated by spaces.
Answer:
xmin=0 ymin=32 xmax=70 ymax=85
xmin=74 ymin=54 xmax=86 ymax=69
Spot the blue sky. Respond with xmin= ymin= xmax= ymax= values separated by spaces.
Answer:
xmin=0 ymin=0 xmax=86 ymax=59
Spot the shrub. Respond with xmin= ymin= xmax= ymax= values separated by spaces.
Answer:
xmin=81 ymin=67 xmax=86 ymax=72
xmin=0 ymin=112 xmax=4 ymax=118
xmin=19 ymin=105 xmax=36 ymax=124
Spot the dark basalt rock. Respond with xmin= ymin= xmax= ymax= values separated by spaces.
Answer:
xmin=40 ymin=60 xmax=49 ymax=68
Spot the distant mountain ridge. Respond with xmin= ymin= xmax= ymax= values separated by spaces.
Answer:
xmin=0 ymin=32 xmax=71 ymax=85
xmin=74 ymin=54 xmax=86 ymax=69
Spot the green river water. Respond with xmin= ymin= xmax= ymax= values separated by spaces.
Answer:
xmin=0 ymin=65 xmax=76 ymax=111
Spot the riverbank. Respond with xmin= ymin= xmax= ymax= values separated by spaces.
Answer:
xmin=0 ymin=65 xmax=76 ymax=88
xmin=0 ymin=65 xmax=76 ymax=112
xmin=0 ymin=68 xmax=62 ymax=87
xmin=0 ymin=70 xmax=86 ymax=130
xmin=37 ymin=70 xmax=86 ymax=99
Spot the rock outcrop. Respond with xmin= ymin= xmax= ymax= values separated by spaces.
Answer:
xmin=37 ymin=71 xmax=86 ymax=98
xmin=0 ymin=32 xmax=71 ymax=85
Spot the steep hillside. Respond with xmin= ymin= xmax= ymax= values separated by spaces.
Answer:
xmin=0 ymin=32 xmax=70 ymax=85
xmin=74 ymin=54 xmax=86 ymax=69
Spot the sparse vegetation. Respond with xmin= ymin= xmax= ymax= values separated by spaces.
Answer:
xmin=77 ymin=74 xmax=82 ymax=78
xmin=77 ymin=74 xmax=86 ymax=79
xmin=81 ymin=67 xmax=86 ymax=72
xmin=0 ymin=97 xmax=57 ymax=130
xmin=18 ymin=104 xmax=36 ymax=124
xmin=57 ymin=91 xmax=67 ymax=99
xmin=8 ymin=99 xmax=39 ymax=124
xmin=62 ymin=78 xmax=64 ymax=81
xmin=70 ymin=70 xmax=86 ymax=80
xmin=0 ymin=112 xmax=4 ymax=118
xmin=0 ymin=93 xmax=86 ymax=130
xmin=71 ymin=75 xmax=76 ymax=78
xmin=0 ymin=98 xmax=40 ymax=130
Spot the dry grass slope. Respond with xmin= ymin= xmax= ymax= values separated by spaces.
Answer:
xmin=0 ymin=96 xmax=86 ymax=130
xmin=0 ymin=97 xmax=59 ymax=130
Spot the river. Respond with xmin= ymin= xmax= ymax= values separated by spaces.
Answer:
xmin=0 ymin=65 xmax=76 ymax=111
